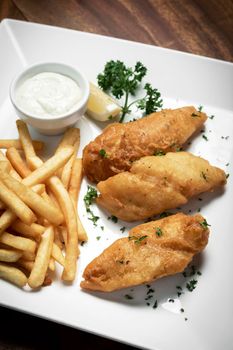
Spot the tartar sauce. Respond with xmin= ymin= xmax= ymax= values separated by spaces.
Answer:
xmin=15 ymin=72 xmax=82 ymax=118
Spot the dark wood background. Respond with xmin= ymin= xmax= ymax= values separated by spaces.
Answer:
xmin=0 ymin=1 xmax=232 ymax=350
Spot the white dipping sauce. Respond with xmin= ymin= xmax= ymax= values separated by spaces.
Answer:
xmin=15 ymin=72 xmax=82 ymax=118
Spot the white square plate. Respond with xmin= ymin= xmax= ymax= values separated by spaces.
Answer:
xmin=0 ymin=19 xmax=233 ymax=350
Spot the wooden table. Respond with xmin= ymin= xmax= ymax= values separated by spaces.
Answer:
xmin=0 ymin=1 xmax=232 ymax=349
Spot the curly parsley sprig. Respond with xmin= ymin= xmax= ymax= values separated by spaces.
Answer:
xmin=97 ymin=60 xmax=163 ymax=123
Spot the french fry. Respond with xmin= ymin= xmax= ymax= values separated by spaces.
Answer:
xmin=11 ymin=220 xmax=45 ymax=241
xmin=0 ymin=150 xmax=22 ymax=182
xmin=0 ymin=182 xmax=48 ymax=235
xmin=16 ymin=120 xmax=37 ymax=162
xmin=0 ymin=161 xmax=10 ymax=172
xmin=61 ymin=139 xmax=80 ymax=189
xmin=0 ymin=139 xmax=44 ymax=151
xmin=21 ymin=251 xmax=36 ymax=261
xmin=17 ymin=259 xmax=34 ymax=271
xmin=0 ymin=232 xmax=36 ymax=253
xmin=52 ymin=243 xmax=65 ymax=266
xmin=0 ymin=169 xmax=64 ymax=225
xmin=48 ymin=258 xmax=55 ymax=272
xmin=22 ymin=146 xmax=73 ymax=186
xmin=0 ymin=263 xmax=27 ymax=287
xmin=54 ymin=226 xmax=64 ymax=249
xmin=28 ymin=226 xmax=54 ymax=289
xmin=0 ymin=179 xmax=36 ymax=225
xmin=48 ymin=176 xmax=79 ymax=281
xmin=31 ymin=184 xmax=45 ymax=195
xmin=77 ymin=215 xmax=88 ymax=242
xmin=0 ymin=249 xmax=22 ymax=262
xmin=55 ymin=128 xmax=80 ymax=154
xmin=68 ymin=158 xmax=83 ymax=203
xmin=6 ymin=147 xmax=31 ymax=178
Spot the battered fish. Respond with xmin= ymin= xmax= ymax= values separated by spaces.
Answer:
xmin=81 ymin=213 xmax=209 ymax=292
xmin=83 ymin=106 xmax=207 ymax=182
xmin=97 ymin=152 xmax=226 ymax=221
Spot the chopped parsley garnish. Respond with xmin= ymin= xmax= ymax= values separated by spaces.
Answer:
xmin=226 ymin=163 xmax=229 ymax=166
xmin=226 ymin=173 xmax=230 ymax=179
xmin=96 ymin=236 xmax=101 ymax=240
xmin=145 ymin=295 xmax=153 ymax=300
xmin=147 ymin=288 xmax=154 ymax=295
xmin=100 ymin=226 xmax=104 ymax=231
xmin=154 ymin=150 xmax=165 ymax=156
xmin=97 ymin=60 xmax=163 ymax=123
xmin=155 ymin=227 xmax=163 ymax=237
xmin=185 ymin=317 xmax=188 ymax=321
xmin=128 ymin=235 xmax=148 ymax=244
xmin=152 ymin=300 xmax=158 ymax=309
xmin=125 ymin=294 xmax=134 ymax=300
xmin=108 ymin=215 xmax=118 ymax=223
xmin=199 ymin=219 xmax=211 ymax=229
xmin=197 ymin=208 xmax=201 ymax=212
xmin=180 ymin=308 xmax=184 ymax=313
xmin=168 ymin=298 xmax=174 ymax=303
xmin=120 ymin=226 xmax=126 ymax=233
xmin=198 ymin=105 xmax=203 ymax=112
xmin=108 ymin=115 xmax=113 ymax=120
xmin=99 ymin=149 xmax=108 ymax=158
xmin=186 ymin=279 xmax=198 ymax=292
xmin=209 ymin=115 xmax=215 ymax=119
xmin=84 ymin=186 xmax=99 ymax=226
xmin=202 ymin=134 xmax=208 ymax=141
xmin=176 ymin=286 xmax=182 ymax=290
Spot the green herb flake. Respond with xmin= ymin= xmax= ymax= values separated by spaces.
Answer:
xmin=198 ymin=105 xmax=203 ymax=112
xmin=185 ymin=317 xmax=188 ymax=321
xmin=199 ymin=219 xmax=211 ymax=229
xmin=100 ymin=226 xmax=104 ymax=231
xmin=155 ymin=227 xmax=163 ymax=237
xmin=176 ymin=286 xmax=182 ymax=290
xmin=147 ymin=288 xmax=154 ymax=295
xmin=180 ymin=308 xmax=184 ymax=313
xmin=128 ymin=235 xmax=148 ymax=244
xmin=186 ymin=279 xmax=198 ymax=292
xmin=99 ymin=149 xmax=108 ymax=158
xmin=124 ymin=294 xmax=134 ymax=300
xmin=154 ymin=150 xmax=165 ymax=156
xmin=209 ymin=115 xmax=215 ymax=120
xmin=159 ymin=212 xmax=172 ymax=218
xmin=168 ymin=298 xmax=174 ymax=303
xmin=226 ymin=163 xmax=230 ymax=167
xmin=108 ymin=215 xmax=118 ymax=223
xmin=226 ymin=173 xmax=230 ymax=179
xmin=84 ymin=186 xmax=99 ymax=226
xmin=152 ymin=300 xmax=158 ymax=309
xmin=96 ymin=236 xmax=101 ymax=240
xmin=202 ymin=134 xmax=208 ymax=141
xmin=120 ymin=226 xmax=126 ymax=233
xmin=145 ymin=295 xmax=153 ymax=300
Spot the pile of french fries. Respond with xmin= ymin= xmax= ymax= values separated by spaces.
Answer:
xmin=0 ymin=120 xmax=86 ymax=289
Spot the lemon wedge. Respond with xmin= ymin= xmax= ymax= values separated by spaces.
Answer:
xmin=86 ymin=83 xmax=121 ymax=121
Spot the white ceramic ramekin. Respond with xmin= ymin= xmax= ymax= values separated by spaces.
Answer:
xmin=10 ymin=62 xmax=90 ymax=135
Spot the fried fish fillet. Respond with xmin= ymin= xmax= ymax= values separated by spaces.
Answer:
xmin=83 ymin=106 xmax=207 ymax=182
xmin=81 ymin=213 xmax=209 ymax=292
xmin=97 ymin=152 xmax=226 ymax=221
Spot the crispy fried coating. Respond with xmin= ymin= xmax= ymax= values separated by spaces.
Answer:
xmin=81 ymin=213 xmax=209 ymax=292
xmin=83 ymin=106 xmax=207 ymax=182
xmin=97 ymin=152 xmax=226 ymax=221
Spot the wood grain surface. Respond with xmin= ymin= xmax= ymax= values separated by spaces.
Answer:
xmin=0 ymin=1 xmax=232 ymax=350
xmin=0 ymin=0 xmax=233 ymax=61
